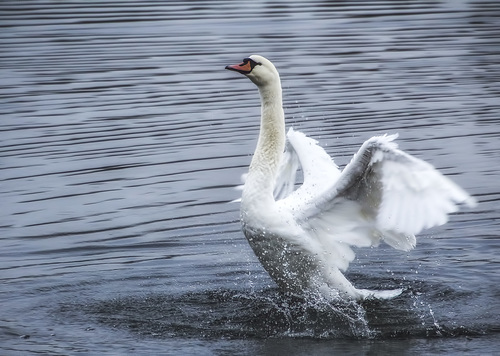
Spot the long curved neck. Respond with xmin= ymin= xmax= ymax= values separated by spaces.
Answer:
xmin=243 ymin=80 xmax=285 ymax=203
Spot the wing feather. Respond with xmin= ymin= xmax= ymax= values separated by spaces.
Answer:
xmin=283 ymin=133 xmax=475 ymax=255
xmin=273 ymin=128 xmax=341 ymax=201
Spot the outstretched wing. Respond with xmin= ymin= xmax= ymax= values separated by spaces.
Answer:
xmin=286 ymin=133 xmax=476 ymax=257
xmin=275 ymin=132 xmax=476 ymax=275
xmin=274 ymin=128 xmax=341 ymax=200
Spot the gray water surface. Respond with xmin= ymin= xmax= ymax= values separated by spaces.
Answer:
xmin=1 ymin=1 xmax=499 ymax=355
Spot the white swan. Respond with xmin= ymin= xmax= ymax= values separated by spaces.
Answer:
xmin=226 ymin=55 xmax=476 ymax=300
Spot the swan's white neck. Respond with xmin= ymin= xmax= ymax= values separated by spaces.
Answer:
xmin=242 ymin=80 xmax=285 ymax=207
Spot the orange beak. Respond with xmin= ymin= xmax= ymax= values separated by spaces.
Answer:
xmin=225 ymin=61 xmax=253 ymax=74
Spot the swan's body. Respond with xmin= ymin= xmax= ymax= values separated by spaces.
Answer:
xmin=226 ymin=55 xmax=476 ymax=300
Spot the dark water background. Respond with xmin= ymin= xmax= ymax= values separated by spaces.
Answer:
xmin=1 ymin=1 xmax=499 ymax=355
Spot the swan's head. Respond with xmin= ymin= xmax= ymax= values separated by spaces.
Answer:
xmin=225 ymin=55 xmax=279 ymax=87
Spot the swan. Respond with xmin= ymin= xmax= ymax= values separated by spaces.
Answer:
xmin=225 ymin=55 xmax=476 ymax=300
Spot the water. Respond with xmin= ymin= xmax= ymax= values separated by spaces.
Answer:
xmin=1 ymin=0 xmax=499 ymax=354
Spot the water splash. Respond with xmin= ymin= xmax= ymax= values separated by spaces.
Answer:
xmin=72 ymin=282 xmax=491 ymax=341
xmin=84 ymin=288 xmax=375 ymax=339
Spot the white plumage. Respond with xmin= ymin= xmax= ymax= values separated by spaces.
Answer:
xmin=226 ymin=55 xmax=476 ymax=300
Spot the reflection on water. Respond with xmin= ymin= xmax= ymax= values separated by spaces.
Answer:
xmin=1 ymin=0 xmax=499 ymax=354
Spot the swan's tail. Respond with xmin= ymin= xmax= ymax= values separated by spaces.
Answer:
xmin=357 ymin=288 xmax=403 ymax=300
